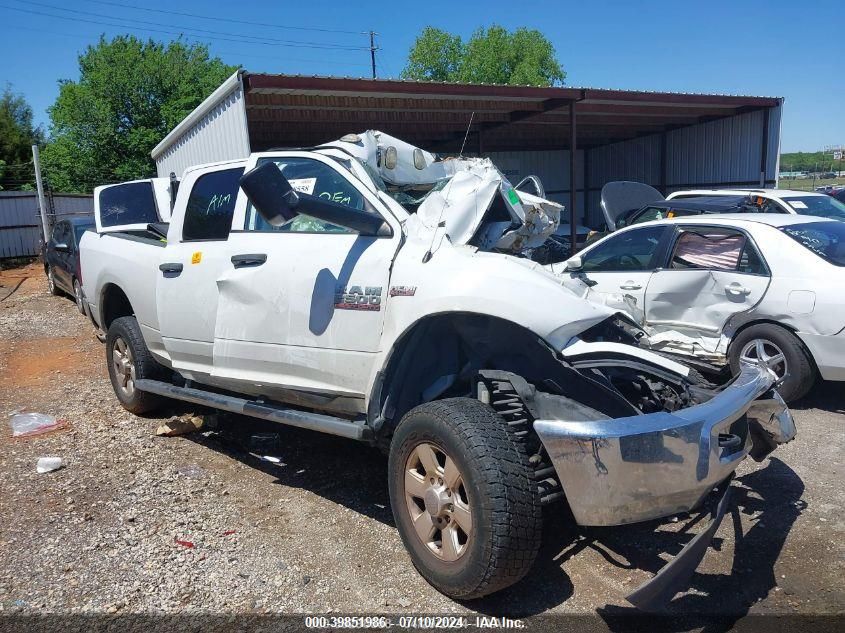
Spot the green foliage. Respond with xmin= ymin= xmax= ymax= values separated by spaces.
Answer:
xmin=780 ymin=151 xmax=844 ymax=173
xmin=43 ymin=36 xmax=237 ymax=193
xmin=402 ymin=25 xmax=565 ymax=87
xmin=402 ymin=27 xmax=463 ymax=82
xmin=0 ymin=85 xmax=43 ymax=191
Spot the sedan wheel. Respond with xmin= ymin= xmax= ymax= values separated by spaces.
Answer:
xmin=403 ymin=442 xmax=473 ymax=562
xmin=739 ymin=338 xmax=787 ymax=378
xmin=47 ymin=267 xmax=59 ymax=296
xmin=73 ymin=279 xmax=85 ymax=314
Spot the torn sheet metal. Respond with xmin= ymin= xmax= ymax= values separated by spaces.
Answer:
xmin=319 ymin=130 xmax=561 ymax=255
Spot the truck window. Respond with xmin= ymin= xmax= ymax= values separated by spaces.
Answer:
xmin=182 ymin=167 xmax=244 ymax=241
xmin=244 ymin=157 xmax=365 ymax=234
xmin=99 ymin=182 xmax=159 ymax=228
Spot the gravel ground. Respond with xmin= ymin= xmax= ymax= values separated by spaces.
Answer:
xmin=0 ymin=262 xmax=843 ymax=629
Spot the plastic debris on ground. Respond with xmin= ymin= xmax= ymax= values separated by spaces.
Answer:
xmin=10 ymin=412 xmax=66 ymax=438
xmin=174 ymin=537 xmax=195 ymax=549
xmin=155 ymin=415 xmax=204 ymax=437
xmin=36 ymin=457 xmax=63 ymax=473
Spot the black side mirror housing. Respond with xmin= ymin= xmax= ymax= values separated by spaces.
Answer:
xmin=239 ymin=162 xmax=390 ymax=237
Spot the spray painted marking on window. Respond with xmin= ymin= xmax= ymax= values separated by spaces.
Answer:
xmin=320 ymin=191 xmax=353 ymax=206
xmin=335 ymin=285 xmax=382 ymax=311
xmin=206 ymin=193 xmax=231 ymax=214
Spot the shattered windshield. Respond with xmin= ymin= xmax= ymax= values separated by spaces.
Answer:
xmin=780 ymin=221 xmax=845 ymax=266
xmin=781 ymin=195 xmax=845 ymax=220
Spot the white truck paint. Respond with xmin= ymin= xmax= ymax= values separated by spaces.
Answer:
xmin=80 ymin=133 xmax=794 ymax=603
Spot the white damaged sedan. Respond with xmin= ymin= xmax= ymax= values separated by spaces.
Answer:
xmin=552 ymin=213 xmax=845 ymax=401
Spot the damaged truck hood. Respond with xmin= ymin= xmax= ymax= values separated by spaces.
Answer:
xmin=318 ymin=130 xmax=561 ymax=253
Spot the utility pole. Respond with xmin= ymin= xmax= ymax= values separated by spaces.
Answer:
xmin=369 ymin=31 xmax=377 ymax=79
xmin=32 ymin=145 xmax=50 ymax=244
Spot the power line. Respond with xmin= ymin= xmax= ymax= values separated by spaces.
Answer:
xmin=6 ymin=21 xmax=375 ymax=69
xmin=2 ymin=3 xmax=369 ymax=50
xmin=81 ymin=0 xmax=368 ymax=36
xmin=21 ymin=0 xmax=364 ymax=49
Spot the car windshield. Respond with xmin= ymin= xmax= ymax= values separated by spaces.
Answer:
xmin=780 ymin=221 xmax=845 ymax=266
xmin=780 ymin=195 xmax=845 ymax=220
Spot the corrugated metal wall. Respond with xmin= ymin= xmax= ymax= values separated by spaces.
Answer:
xmin=0 ymin=193 xmax=93 ymax=259
xmin=154 ymin=83 xmax=250 ymax=178
xmin=586 ymin=105 xmax=782 ymax=225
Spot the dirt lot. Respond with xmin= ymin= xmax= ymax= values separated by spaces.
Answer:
xmin=0 ymin=262 xmax=843 ymax=628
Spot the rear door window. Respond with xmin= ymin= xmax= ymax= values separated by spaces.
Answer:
xmin=670 ymin=228 xmax=767 ymax=275
xmin=182 ymin=167 xmax=244 ymax=241
xmin=99 ymin=182 xmax=159 ymax=228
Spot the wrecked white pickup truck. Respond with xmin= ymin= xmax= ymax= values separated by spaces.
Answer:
xmin=79 ymin=131 xmax=795 ymax=605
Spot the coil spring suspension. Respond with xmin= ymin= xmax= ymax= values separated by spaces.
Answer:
xmin=480 ymin=374 xmax=565 ymax=505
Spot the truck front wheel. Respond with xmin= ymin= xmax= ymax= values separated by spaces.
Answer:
xmin=388 ymin=398 xmax=542 ymax=599
xmin=106 ymin=316 xmax=165 ymax=415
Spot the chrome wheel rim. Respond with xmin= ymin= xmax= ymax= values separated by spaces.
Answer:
xmin=740 ymin=338 xmax=787 ymax=378
xmin=403 ymin=442 xmax=472 ymax=562
xmin=74 ymin=281 xmax=83 ymax=310
xmin=112 ymin=336 xmax=136 ymax=397
xmin=47 ymin=268 xmax=55 ymax=294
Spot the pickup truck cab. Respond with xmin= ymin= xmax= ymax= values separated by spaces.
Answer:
xmin=80 ymin=131 xmax=795 ymax=605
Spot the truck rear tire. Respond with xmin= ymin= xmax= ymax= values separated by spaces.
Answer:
xmin=388 ymin=398 xmax=542 ymax=600
xmin=728 ymin=323 xmax=815 ymax=402
xmin=106 ymin=316 xmax=165 ymax=414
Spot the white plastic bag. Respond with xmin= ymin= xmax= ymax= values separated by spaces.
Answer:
xmin=9 ymin=412 xmax=60 ymax=437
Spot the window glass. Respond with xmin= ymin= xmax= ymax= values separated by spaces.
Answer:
xmin=99 ymin=182 xmax=158 ymax=227
xmin=182 ymin=167 xmax=244 ymax=241
xmin=670 ymin=230 xmax=747 ymax=271
xmin=51 ymin=222 xmax=67 ymax=243
xmin=244 ymin=157 xmax=366 ymax=234
xmin=781 ymin=221 xmax=845 ymax=266
xmin=780 ymin=195 xmax=845 ymax=220
xmin=580 ymin=226 xmax=665 ymax=272
xmin=73 ymin=222 xmax=94 ymax=244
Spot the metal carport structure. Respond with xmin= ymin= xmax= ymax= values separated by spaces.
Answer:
xmin=152 ymin=71 xmax=783 ymax=245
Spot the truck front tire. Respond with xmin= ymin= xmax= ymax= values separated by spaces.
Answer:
xmin=106 ymin=316 xmax=165 ymax=415
xmin=388 ymin=398 xmax=542 ymax=600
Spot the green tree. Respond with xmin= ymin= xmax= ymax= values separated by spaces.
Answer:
xmin=402 ymin=27 xmax=464 ymax=82
xmin=402 ymin=26 xmax=565 ymax=87
xmin=0 ymin=85 xmax=43 ymax=190
xmin=43 ymin=36 xmax=237 ymax=193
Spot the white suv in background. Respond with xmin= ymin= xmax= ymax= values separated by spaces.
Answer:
xmin=667 ymin=188 xmax=845 ymax=220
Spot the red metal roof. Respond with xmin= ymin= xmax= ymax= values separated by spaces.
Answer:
xmin=242 ymin=73 xmax=782 ymax=152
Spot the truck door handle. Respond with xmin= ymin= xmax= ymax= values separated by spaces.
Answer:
xmin=231 ymin=253 xmax=267 ymax=268
xmin=619 ymin=281 xmax=642 ymax=290
xmin=159 ymin=262 xmax=183 ymax=274
xmin=725 ymin=283 xmax=751 ymax=296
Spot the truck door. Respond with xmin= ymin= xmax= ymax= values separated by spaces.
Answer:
xmin=155 ymin=164 xmax=245 ymax=379
xmin=211 ymin=152 xmax=402 ymax=411
xmin=643 ymin=226 xmax=771 ymax=348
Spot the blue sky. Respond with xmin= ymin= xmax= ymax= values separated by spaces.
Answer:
xmin=0 ymin=0 xmax=842 ymax=152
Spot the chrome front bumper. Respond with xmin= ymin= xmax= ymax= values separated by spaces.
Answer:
xmin=534 ymin=362 xmax=796 ymax=526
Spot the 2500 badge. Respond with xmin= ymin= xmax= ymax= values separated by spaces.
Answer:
xmin=334 ymin=285 xmax=382 ymax=311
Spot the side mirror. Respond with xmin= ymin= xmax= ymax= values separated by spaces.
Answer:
xmin=564 ymin=254 xmax=583 ymax=271
xmin=54 ymin=242 xmax=70 ymax=252
xmin=239 ymin=162 xmax=390 ymax=237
